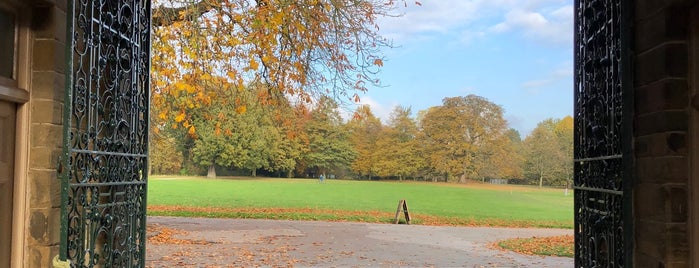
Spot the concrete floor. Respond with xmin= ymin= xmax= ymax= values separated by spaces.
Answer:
xmin=146 ymin=216 xmax=573 ymax=267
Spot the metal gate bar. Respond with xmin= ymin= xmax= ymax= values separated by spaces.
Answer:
xmin=573 ymin=0 xmax=633 ymax=267
xmin=59 ymin=0 xmax=151 ymax=267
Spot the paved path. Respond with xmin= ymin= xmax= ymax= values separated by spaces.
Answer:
xmin=146 ymin=216 xmax=573 ymax=267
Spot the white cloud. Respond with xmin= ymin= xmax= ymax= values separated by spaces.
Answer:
xmin=377 ymin=0 xmax=573 ymax=46
xmin=522 ymin=79 xmax=553 ymax=89
xmin=378 ymin=1 xmax=486 ymax=42
xmin=521 ymin=60 xmax=573 ymax=92
xmin=489 ymin=5 xmax=573 ymax=45
xmin=341 ymin=96 xmax=393 ymax=123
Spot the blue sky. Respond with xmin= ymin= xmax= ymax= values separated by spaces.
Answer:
xmin=351 ymin=0 xmax=573 ymax=136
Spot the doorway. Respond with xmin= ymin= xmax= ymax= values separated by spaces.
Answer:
xmin=0 ymin=101 xmax=15 ymax=268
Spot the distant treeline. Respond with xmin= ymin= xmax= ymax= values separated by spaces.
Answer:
xmin=151 ymin=90 xmax=572 ymax=187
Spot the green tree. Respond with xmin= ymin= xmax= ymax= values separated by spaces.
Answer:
xmin=190 ymin=83 xmax=281 ymax=177
xmin=267 ymin=101 xmax=309 ymax=177
xmin=302 ymin=97 xmax=355 ymax=176
xmin=522 ymin=118 xmax=572 ymax=187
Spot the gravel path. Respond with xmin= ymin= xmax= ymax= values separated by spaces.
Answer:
xmin=146 ymin=216 xmax=573 ymax=267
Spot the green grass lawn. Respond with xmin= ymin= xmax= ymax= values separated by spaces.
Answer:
xmin=147 ymin=176 xmax=573 ymax=228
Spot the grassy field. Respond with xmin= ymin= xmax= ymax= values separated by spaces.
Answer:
xmin=147 ymin=176 xmax=573 ymax=228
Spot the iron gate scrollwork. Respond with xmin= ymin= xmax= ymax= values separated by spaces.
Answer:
xmin=574 ymin=0 xmax=632 ymax=267
xmin=59 ymin=0 xmax=151 ymax=266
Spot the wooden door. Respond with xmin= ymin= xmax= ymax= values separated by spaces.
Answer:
xmin=0 ymin=100 xmax=15 ymax=268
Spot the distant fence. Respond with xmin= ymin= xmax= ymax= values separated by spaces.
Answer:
xmin=488 ymin=178 xmax=508 ymax=185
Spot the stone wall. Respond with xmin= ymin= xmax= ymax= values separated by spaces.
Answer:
xmin=24 ymin=1 xmax=67 ymax=267
xmin=633 ymin=0 xmax=697 ymax=266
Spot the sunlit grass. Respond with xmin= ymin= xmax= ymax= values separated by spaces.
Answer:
xmin=147 ymin=176 xmax=573 ymax=228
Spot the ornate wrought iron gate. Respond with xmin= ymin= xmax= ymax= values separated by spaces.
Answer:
xmin=59 ymin=0 xmax=151 ymax=266
xmin=574 ymin=0 xmax=632 ymax=267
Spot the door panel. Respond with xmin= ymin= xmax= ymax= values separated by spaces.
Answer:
xmin=0 ymin=100 xmax=16 ymax=268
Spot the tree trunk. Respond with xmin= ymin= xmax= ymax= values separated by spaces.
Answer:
xmin=207 ymin=165 xmax=216 ymax=178
xmin=252 ymin=169 xmax=257 ymax=177
xmin=538 ymin=174 xmax=543 ymax=188
xmin=459 ymin=174 xmax=467 ymax=184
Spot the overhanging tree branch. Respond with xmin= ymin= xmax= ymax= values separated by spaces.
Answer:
xmin=153 ymin=0 xmax=219 ymax=26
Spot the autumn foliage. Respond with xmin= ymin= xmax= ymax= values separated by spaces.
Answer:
xmin=148 ymin=1 xmax=574 ymax=186
xmin=495 ymin=235 xmax=574 ymax=257
xmin=151 ymin=0 xmax=410 ymax=133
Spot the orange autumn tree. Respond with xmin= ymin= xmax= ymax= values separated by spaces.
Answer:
xmin=151 ymin=0 xmax=414 ymax=134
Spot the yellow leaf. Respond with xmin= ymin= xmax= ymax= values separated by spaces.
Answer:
xmin=373 ymin=59 xmax=383 ymax=67
xmin=188 ymin=125 xmax=196 ymax=135
xmin=174 ymin=112 xmax=185 ymax=123
xmin=236 ymin=105 xmax=247 ymax=114
xmin=227 ymin=71 xmax=238 ymax=80
xmin=249 ymin=59 xmax=259 ymax=70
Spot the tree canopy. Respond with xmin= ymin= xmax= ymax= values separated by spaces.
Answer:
xmin=151 ymin=0 xmax=414 ymax=134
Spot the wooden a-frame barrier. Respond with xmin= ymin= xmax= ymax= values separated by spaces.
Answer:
xmin=394 ymin=199 xmax=411 ymax=224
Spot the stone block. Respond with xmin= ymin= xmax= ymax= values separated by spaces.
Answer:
xmin=48 ymin=207 xmax=61 ymax=245
xmin=635 ymin=0 xmax=697 ymax=20
xmin=27 ymin=207 xmax=61 ymax=247
xmin=31 ymin=71 xmax=65 ymax=102
xmin=31 ymin=6 xmax=67 ymax=44
xmin=635 ymin=220 xmax=666 ymax=260
xmin=29 ymin=147 xmax=60 ymax=172
xmin=667 ymin=187 xmax=687 ymax=223
xmin=635 ymin=111 xmax=688 ymax=135
xmin=635 ymin=79 xmax=688 ymax=115
xmin=56 ymin=0 xmax=68 ymax=12
xmin=635 ymin=43 xmax=688 ymax=86
xmin=27 ymin=169 xmax=60 ymax=209
xmin=636 ymin=156 xmax=687 ymax=184
xmin=635 ymin=7 xmax=689 ymax=53
xmin=28 ymin=209 xmax=49 ymax=245
xmin=26 ymin=245 xmax=51 ymax=268
xmin=30 ymin=123 xmax=63 ymax=148
xmin=31 ymin=100 xmax=62 ymax=125
xmin=666 ymin=223 xmax=689 ymax=261
xmin=634 ymin=133 xmax=687 ymax=157
xmin=32 ymin=39 xmax=65 ymax=73
xmin=634 ymin=221 xmax=690 ymax=265
xmin=634 ymin=249 xmax=664 ymax=268
xmin=635 ymin=183 xmax=667 ymax=221
xmin=665 ymin=262 xmax=689 ymax=268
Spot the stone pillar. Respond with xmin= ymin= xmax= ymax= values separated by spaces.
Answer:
xmin=24 ymin=1 xmax=67 ymax=267
xmin=633 ymin=0 xmax=697 ymax=267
